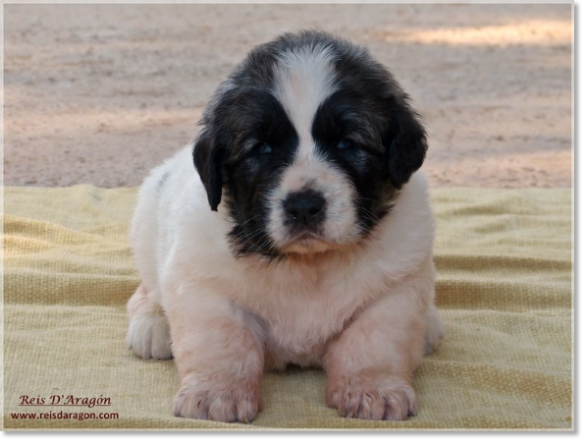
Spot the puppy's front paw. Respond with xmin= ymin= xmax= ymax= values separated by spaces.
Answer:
xmin=326 ymin=373 xmax=417 ymax=421
xmin=127 ymin=313 xmax=173 ymax=360
xmin=173 ymin=374 xmax=261 ymax=423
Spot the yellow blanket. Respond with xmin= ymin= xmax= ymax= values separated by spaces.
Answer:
xmin=2 ymin=185 xmax=573 ymax=430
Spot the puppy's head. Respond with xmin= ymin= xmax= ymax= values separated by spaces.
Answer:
xmin=194 ymin=31 xmax=427 ymax=258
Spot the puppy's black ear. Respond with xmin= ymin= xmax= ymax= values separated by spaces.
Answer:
xmin=384 ymin=95 xmax=428 ymax=189
xmin=193 ymin=132 xmax=225 ymax=211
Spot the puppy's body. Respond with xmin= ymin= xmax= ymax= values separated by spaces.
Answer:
xmin=127 ymin=31 xmax=444 ymax=423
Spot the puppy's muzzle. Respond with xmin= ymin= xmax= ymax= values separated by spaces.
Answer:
xmin=283 ymin=190 xmax=326 ymax=228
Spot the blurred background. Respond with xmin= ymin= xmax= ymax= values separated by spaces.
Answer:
xmin=3 ymin=2 xmax=572 ymax=188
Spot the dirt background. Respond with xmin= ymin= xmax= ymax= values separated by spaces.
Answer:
xmin=3 ymin=3 xmax=573 ymax=188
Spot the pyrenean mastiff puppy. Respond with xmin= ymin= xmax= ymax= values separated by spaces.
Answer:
xmin=127 ymin=30 xmax=444 ymax=423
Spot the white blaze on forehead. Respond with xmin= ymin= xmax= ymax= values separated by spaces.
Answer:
xmin=273 ymin=45 xmax=338 ymax=145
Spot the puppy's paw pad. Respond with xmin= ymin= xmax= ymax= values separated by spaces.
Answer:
xmin=173 ymin=377 xmax=261 ymax=423
xmin=327 ymin=378 xmax=417 ymax=421
xmin=127 ymin=314 xmax=173 ymax=360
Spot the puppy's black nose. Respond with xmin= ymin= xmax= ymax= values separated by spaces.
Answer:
xmin=284 ymin=191 xmax=326 ymax=226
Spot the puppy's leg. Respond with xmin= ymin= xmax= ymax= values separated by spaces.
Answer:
xmin=127 ymin=284 xmax=173 ymax=360
xmin=424 ymin=303 xmax=444 ymax=355
xmin=166 ymin=284 xmax=264 ymax=423
xmin=324 ymin=268 xmax=432 ymax=421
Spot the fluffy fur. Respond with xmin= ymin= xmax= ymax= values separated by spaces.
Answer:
xmin=127 ymin=30 xmax=444 ymax=423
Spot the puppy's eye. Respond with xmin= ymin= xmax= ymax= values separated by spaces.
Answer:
xmin=256 ymin=143 xmax=272 ymax=155
xmin=337 ymin=139 xmax=353 ymax=150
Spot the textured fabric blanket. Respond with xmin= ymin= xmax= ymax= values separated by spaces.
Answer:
xmin=2 ymin=185 xmax=573 ymax=430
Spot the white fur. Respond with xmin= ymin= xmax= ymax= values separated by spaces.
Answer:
xmin=273 ymin=44 xmax=338 ymax=144
xmin=127 ymin=144 xmax=443 ymax=421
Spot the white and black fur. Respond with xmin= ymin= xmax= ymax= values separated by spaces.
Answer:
xmin=127 ymin=31 xmax=444 ymax=423
xmin=195 ymin=31 xmax=427 ymax=257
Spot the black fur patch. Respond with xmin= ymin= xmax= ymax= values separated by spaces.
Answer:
xmin=214 ymin=90 xmax=299 ymax=257
xmin=223 ymin=95 xmax=299 ymax=257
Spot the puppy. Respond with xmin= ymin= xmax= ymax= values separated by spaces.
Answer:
xmin=127 ymin=30 xmax=444 ymax=423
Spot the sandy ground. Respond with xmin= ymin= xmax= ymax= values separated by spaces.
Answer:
xmin=3 ymin=3 xmax=572 ymax=188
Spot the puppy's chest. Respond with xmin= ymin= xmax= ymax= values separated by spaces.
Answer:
xmin=236 ymin=261 xmax=383 ymax=365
